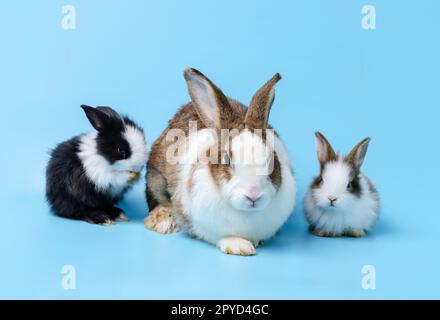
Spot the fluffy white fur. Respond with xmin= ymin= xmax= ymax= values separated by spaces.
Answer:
xmin=304 ymin=159 xmax=379 ymax=235
xmin=77 ymin=125 xmax=147 ymax=197
xmin=175 ymin=128 xmax=296 ymax=248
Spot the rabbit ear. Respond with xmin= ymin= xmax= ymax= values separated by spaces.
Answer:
xmin=315 ymin=132 xmax=337 ymax=165
xmin=81 ymin=105 xmax=120 ymax=131
xmin=245 ymin=73 xmax=281 ymax=129
xmin=346 ymin=137 xmax=371 ymax=169
xmin=184 ymin=68 xmax=231 ymax=129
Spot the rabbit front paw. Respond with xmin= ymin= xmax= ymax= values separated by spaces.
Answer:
xmin=84 ymin=211 xmax=116 ymax=226
xmin=309 ymin=227 xmax=341 ymax=238
xmin=344 ymin=229 xmax=366 ymax=238
xmin=217 ymin=237 xmax=256 ymax=256
xmin=144 ymin=206 xmax=181 ymax=234
xmin=108 ymin=206 xmax=129 ymax=222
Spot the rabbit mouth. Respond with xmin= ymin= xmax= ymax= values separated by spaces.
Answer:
xmin=126 ymin=171 xmax=141 ymax=184
xmin=234 ymin=199 xmax=269 ymax=212
xmin=320 ymin=204 xmax=339 ymax=212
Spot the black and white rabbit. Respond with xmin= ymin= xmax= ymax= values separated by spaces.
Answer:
xmin=304 ymin=132 xmax=380 ymax=237
xmin=46 ymin=105 xmax=147 ymax=226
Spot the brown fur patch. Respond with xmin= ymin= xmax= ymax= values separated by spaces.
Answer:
xmin=269 ymin=152 xmax=282 ymax=190
xmin=209 ymin=162 xmax=233 ymax=186
xmin=186 ymin=164 xmax=197 ymax=193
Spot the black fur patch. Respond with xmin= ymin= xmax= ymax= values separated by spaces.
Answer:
xmin=311 ymin=175 xmax=322 ymax=189
xmin=347 ymin=168 xmax=362 ymax=198
xmin=46 ymin=136 xmax=125 ymax=224
xmin=96 ymin=122 xmax=132 ymax=164
xmin=95 ymin=114 xmax=143 ymax=164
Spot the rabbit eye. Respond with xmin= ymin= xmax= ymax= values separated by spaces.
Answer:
xmin=118 ymin=147 xmax=126 ymax=159
xmin=347 ymin=182 xmax=352 ymax=189
xmin=223 ymin=152 xmax=230 ymax=165
xmin=222 ymin=152 xmax=234 ymax=169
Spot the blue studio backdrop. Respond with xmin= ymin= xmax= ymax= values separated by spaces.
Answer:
xmin=0 ymin=0 xmax=439 ymax=299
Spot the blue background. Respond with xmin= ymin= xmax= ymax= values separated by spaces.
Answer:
xmin=0 ymin=0 xmax=439 ymax=299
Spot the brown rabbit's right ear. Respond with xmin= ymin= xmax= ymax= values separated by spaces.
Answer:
xmin=245 ymin=73 xmax=281 ymax=130
xmin=184 ymin=68 xmax=231 ymax=129
xmin=315 ymin=132 xmax=337 ymax=166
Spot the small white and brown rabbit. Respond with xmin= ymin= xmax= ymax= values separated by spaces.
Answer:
xmin=144 ymin=68 xmax=296 ymax=255
xmin=46 ymin=105 xmax=147 ymax=226
xmin=304 ymin=132 xmax=380 ymax=237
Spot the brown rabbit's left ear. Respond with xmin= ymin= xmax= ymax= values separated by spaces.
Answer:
xmin=245 ymin=73 xmax=281 ymax=129
xmin=346 ymin=137 xmax=371 ymax=169
xmin=184 ymin=68 xmax=232 ymax=129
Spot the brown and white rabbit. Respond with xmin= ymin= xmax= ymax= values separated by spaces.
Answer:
xmin=304 ymin=132 xmax=380 ymax=237
xmin=144 ymin=68 xmax=296 ymax=255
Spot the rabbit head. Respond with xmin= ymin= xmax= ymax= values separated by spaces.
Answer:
xmin=183 ymin=68 xmax=283 ymax=212
xmin=310 ymin=132 xmax=371 ymax=210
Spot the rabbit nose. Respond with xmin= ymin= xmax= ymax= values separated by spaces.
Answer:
xmin=245 ymin=187 xmax=263 ymax=206
xmin=328 ymin=196 xmax=338 ymax=205
xmin=249 ymin=187 xmax=263 ymax=198
xmin=245 ymin=194 xmax=262 ymax=206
